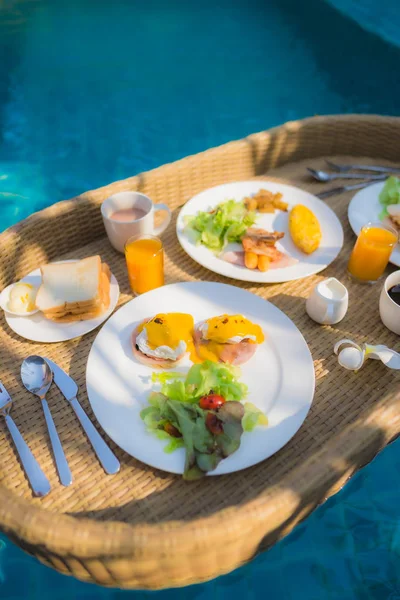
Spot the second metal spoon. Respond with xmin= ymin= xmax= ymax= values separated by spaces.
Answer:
xmin=21 ymin=355 xmax=73 ymax=487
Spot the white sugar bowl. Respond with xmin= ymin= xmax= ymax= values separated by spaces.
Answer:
xmin=306 ymin=277 xmax=348 ymax=325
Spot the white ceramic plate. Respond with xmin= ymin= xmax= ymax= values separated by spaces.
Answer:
xmin=176 ymin=181 xmax=344 ymax=283
xmin=348 ymin=181 xmax=400 ymax=267
xmin=3 ymin=262 xmax=120 ymax=343
xmin=86 ymin=282 xmax=315 ymax=475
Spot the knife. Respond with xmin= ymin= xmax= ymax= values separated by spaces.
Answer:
xmin=45 ymin=358 xmax=120 ymax=475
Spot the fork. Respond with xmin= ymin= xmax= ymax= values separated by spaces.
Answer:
xmin=326 ymin=160 xmax=400 ymax=175
xmin=307 ymin=168 xmax=388 ymax=183
xmin=0 ymin=381 xmax=51 ymax=497
xmin=316 ymin=180 xmax=376 ymax=199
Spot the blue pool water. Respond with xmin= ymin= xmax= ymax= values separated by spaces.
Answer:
xmin=1 ymin=0 xmax=400 ymax=597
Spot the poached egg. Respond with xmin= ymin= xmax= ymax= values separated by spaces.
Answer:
xmin=195 ymin=314 xmax=264 ymax=363
xmin=199 ymin=314 xmax=264 ymax=344
xmin=137 ymin=313 xmax=195 ymax=361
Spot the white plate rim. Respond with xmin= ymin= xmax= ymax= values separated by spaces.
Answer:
xmin=86 ymin=281 xmax=315 ymax=476
xmin=176 ymin=180 xmax=344 ymax=283
xmin=3 ymin=260 xmax=120 ymax=342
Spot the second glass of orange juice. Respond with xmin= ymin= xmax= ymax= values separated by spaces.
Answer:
xmin=348 ymin=222 xmax=398 ymax=283
xmin=125 ymin=235 xmax=164 ymax=295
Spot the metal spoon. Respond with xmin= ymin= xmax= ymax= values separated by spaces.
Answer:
xmin=21 ymin=356 xmax=73 ymax=487
xmin=0 ymin=379 xmax=51 ymax=497
xmin=307 ymin=167 xmax=387 ymax=183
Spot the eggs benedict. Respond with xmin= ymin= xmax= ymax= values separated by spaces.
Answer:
xmin=193 ymin=314 xmax=264 ymax=365
xmin=132 ymin=313 xmax=195 ymax=368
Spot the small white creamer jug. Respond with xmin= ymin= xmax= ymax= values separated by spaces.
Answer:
xmin=306 ymin=277 xmax=348 ymax=325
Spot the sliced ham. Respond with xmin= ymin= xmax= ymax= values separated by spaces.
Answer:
xmin=193 ymin=327 xmax=257 ymax=366
xmin=222 ymin=251 xmax=245 ymax=266
xmin=218 ymin=340 xmax=257 ymax=365
xmin=222 ymin=250 xmax=298 ymax=270
xmin=269 ymin=254 xmax=298 ymax=269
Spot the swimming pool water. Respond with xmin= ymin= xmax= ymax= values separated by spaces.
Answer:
xmin=1 ymin=0 xmax=400 ymax=597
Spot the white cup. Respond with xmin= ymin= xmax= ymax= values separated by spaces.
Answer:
xmin=379 ymin=270 xmax=400 ymax=335
xmin=101 ymin=191 xmax=172 ymax=253
xmin=306 ymin=277 xmax=348 ymax=325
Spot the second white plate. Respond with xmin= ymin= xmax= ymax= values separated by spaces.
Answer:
xmin=176 ymin=181 xmax=344 ymax=283
xmin=4 ymin=262 xmax=120 ymax=343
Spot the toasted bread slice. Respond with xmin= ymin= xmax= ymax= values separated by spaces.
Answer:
xmin=37 ymin=258 xmax=111 ymax=322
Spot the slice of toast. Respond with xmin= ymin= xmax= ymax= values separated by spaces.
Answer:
xmin=37 ymin=257 xmax=111 ymax=322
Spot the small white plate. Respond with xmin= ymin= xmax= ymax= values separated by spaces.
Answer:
xmin=3 ymin=262 xmax=120 ymax=343
xmin=348 ymin=181 xmax=400 ymax=267
xmin=86 ymin=281 xmax=315 ymax=476
xmin=176 ymin=181 xmax=344 ymax=283
xmin=0 ymin=283 xmax=39 ymax=316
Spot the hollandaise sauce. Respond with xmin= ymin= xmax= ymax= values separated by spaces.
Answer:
xmin=195 ymin=314 xmax=264 ymax=363
xmin=138 ymin=313 xmax=200 ymax=361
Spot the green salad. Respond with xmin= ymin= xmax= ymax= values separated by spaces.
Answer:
xmin=379 ymin=176 xmax=400 ymax=219
xmin=184 ymin=199 xmax=256 ymax=253
xmin=140 ymin=361 xmax=268 ymax=480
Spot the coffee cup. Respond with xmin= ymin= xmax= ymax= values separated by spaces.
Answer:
xmin=101 ymin=191 xmax=172 ymax=253
xmin=379 ymin=270 xmax=400 ymax=335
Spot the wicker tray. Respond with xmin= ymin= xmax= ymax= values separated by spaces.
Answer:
xmin=0 ymin=115 xmax=400 ymax=590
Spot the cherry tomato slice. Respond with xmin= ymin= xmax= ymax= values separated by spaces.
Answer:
xmin=164 ymin=422 xmax=182 ymax=438
xmin=199 ymin=394 xmax=226 ymax=410
xmin=206 ymin=413 xmax=224 ymax=435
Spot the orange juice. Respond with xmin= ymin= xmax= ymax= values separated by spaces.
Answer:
xmin=125 ymin=235 xmax=164 ymax=294
xmin=348 ymin=222 xmax=398 ymax=282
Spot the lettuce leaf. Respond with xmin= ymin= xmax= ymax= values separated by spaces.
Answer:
xmin=140 ymin=396 xmax=252 ymax=478
xmin=153 ymin=429 xmax=185 ymax=453
xmin=166 ymin=400 xmax=245 ymax=480
xmin=242 ymin=402 xmax=269 ymax=432
xmin=379 ymin=176 xmax=400 ymax=219
xmin=151 ymin=361 xmax=248 ymax=404
xmin=184 ymin=199 xmax=256 ymax=253
xmin=166 ymin=400 xmax=214 ymax=478
xmin=140 ymin=397 xmax=186 ymax=453
xmin=151 ymin=373 xmax=186 ymax=402
xmin=184 ymin=361 xmax=247 ymax=402
xmin=151 ymin=372 xmax=185 ymax=384
xmin=140 ymin=364 xmax=267 ymax=479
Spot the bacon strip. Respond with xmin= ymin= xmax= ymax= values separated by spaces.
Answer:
xmin=242 ymin=228 xmax=285 ymax=255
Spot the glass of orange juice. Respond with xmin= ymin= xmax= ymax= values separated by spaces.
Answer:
xmin=125 ymin=234 xmax=164 ymax=295
xmin=348 ymin=221 xmax=398 ymax=283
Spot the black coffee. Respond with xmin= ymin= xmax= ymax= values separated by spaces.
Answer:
xmin=388 ymin=284 xmax=400 ymax=306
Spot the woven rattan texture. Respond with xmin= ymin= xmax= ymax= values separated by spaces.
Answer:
xmin=0 ymin=116 xmax=399 ymax=589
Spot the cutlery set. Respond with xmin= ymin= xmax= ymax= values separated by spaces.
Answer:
xmin=0 ymin=357 xmax=120 ymax=497
xmin=309 ymin=161 xmax=400 ymax=199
